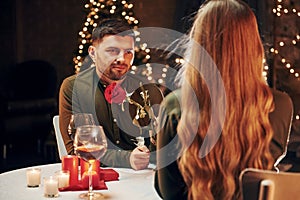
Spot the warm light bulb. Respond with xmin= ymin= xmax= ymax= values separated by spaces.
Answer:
xmin=279 ymin=41 xmax=284 ymax=46
xmin=262 ymin=71 xmax=267 ymax=77
xmin=264 ymin=65 xmax=269 ymax=70
xmin=131 ymin=65 xmax=137 ymax=70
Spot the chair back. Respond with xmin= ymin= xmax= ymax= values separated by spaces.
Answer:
xmin=239 ymin=168 xmax=300 ymax=200
xmin=52 ymin=115 xmax=68 ymax=160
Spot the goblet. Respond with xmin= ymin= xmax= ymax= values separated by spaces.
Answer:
xmin=74 ymin=125 xmax=107 ymax=200
xmin=68 ymin=113 xmax=95 ymax=139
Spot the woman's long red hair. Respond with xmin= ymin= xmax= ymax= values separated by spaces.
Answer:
xmin=178 ymin=0 xmax=274 ymax=199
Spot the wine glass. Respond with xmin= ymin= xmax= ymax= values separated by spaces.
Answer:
xmin=68 ymin=113 xmax=95 ymax=140
xmin=74 ymin=125 xmax=107 ymax=199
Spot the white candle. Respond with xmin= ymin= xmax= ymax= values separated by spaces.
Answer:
xmin=44 ymin=176 xmax=59 ymax=198
xmin=26 ymin=168 xmax=41 ymax=187
xmin=55 ymin=170 xmax=70 ymax=188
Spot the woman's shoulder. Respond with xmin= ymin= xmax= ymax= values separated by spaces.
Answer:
xmin=162 ymin=89 xmax=182 ymax=115
xmin=271 ymin=89 xmax=293 ymax=111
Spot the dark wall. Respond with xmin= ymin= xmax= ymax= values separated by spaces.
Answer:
xmin=0 ymin=0 xmax=84 ymax=88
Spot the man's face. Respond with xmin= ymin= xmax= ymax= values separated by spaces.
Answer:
xmin=89 ymin=35 xmax=135 ymax=81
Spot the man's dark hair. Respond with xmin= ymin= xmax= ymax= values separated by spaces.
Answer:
xmin=92 ymin=18 xmax=135 ymax=44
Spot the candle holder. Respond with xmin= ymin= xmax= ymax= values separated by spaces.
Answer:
xmin=26 ymin=168 xmax=41 ymax=188
xmin=62 ymin=155 xmax=78 ymax=186
xmin=55 ymin=170 xmax=70 ymax=189
xmin=44 ymin=176 xmax=59 ymax=198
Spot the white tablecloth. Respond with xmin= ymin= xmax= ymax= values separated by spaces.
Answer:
xmin=0 ymin=163 xmax=162 ymax=200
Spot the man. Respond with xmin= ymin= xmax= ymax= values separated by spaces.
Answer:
xmin=59 ymin=18 xmax=160 ymax=170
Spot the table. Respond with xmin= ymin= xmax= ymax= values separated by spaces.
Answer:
xmin=0 ymin=163 xmax=162 ymax=200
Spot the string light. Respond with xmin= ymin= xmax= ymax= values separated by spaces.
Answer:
xmin=268 ymin=0 xmax=300 ymax=80
xmin=272 ymin=0 xmax=300 ymax=124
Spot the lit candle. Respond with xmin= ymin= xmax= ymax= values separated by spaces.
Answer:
xmin=81 ymin=171 xmax=100 ymax=188
xmin=80 ymin=158 xmax=100 ymax=177
xmin=26 ymin=168 xmax=41 ymax=187
xmin=62 ymin=155 xmax=78 ymax=186
xmin=44 ymin=176 xmax=59 ymax=198
xmin=55 ymin=170 xmax=70 ymax=189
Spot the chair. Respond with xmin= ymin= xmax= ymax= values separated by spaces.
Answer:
xmin=52 ymin=115 xmax=68 ymax=160
xmin=239 ymin=168 xmax=300 ymax=200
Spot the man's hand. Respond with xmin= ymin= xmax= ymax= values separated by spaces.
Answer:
xmin=129 ymin=146 xmax=150 ymax=170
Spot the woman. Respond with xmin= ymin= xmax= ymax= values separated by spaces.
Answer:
xmin=155 ymin=0 xmax=293 ymax=199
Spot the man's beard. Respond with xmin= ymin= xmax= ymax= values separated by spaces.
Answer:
xmin=99 ymin=67 xmax=127 ymax=83
xmin=107 ymin=68 xmax=126 ymax=80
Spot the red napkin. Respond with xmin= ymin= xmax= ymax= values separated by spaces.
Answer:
xmin=100 ymin=168 xmax=119 ymax=181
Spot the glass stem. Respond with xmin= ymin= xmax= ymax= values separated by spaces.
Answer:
xmin=88 ymin=163 xmax=93 ymax=197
